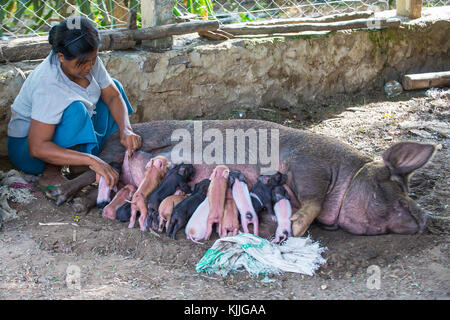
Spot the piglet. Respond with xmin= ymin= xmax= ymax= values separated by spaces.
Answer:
xmin=185 ymin=197 xmax=210 ymax=244
xmin=205 ymin=165 xmax=230 ymax=240
xmin=250 ymin=172 xmax=287 ymax=222
xmin=144 ymin=163 xmax=195 ymax=230
xmin=129 ymin=155 xmax=170 ymax=231
xmin=229 ymin=170 xmax=259 ymax=236
xmin=166 ymin=179 xmax=210 ymax=239
xmin=157 ymin=191 xmax=188 ymax=232
xmin=96 ymin=162 xmax=121 ymax=209
xmin=272 ymin=185 xmax=292 ymax=243
xmin=102 ymin=184 xmax=136 ymax=220
xmin=219 ymin=188 xmax=240 ymax=238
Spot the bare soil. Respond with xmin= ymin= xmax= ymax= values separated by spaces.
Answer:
xmin=0 ymin=88 xmax=448 ymax=300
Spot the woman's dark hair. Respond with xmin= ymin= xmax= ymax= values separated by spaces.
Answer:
xmin=48 ymin=16 xmax=100 ymax=66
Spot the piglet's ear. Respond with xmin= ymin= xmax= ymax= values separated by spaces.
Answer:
xmin=382 ymin=142 xmax=435 ymax=176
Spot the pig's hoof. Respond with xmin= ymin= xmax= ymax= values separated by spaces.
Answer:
xmin=292 ymin=220 xmax=308 ymax=237
xmin=97 ymin=201 xmax=108 ymax=209
xmin=46 ymin=185 xmax=72 ymax=206
xmin=72 ymin=198 xmax=88 ymax=213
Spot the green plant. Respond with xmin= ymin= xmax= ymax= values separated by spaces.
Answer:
xmin=0 ymin=0 xmax=142 ymax=36
xmin=174 ymin=0 xmax=214 ymax=19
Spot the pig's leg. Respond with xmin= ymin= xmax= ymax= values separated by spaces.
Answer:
xmin=46 ymin=170 xmax=96 ymax=206
xmin=232 ymin=181 xmax=259 ymax=235
xmin=289 ymin=163 xmax=328 ymax=236
xmin=290 ymin=200 xmax=322 ymax=237
xmin=96 ymin=162 xmax=122 ymax=209
xmin=273 ymin=199 xmax=292 ymax=243
xmin=72 ymin=187 xmax=98 ymax=213
xmin=96 ymin=176 xmax=111 ymax=209
xmin=128 ymin=192 xmax=148 ymax=231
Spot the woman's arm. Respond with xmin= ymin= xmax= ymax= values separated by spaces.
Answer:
xmin=28 ymin=119 xmax=119 ymax=188
xmin=101 ymin=83 xmax=142 ymax=156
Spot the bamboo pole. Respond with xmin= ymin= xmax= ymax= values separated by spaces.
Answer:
xmin=0 ymin=20 xmax=220 ymax=63
xmin=220 ymin=18 xmax=402 ymax=36
xmin=244 ymin=10 xmax=375 ymax=26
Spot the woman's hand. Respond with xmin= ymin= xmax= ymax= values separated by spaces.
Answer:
xmin=120 ymin=128 xmax=142 ymax=157
xmin=88 ymin=155 xmax=120 ymax=189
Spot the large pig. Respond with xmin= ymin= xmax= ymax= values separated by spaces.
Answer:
xmin=47 ymin=120 xmax=435 ymax=236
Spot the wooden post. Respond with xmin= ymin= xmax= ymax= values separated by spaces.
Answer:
xmin=396 ymin=0 xmax=422 ymax=19
xmin=141 ymin=0 xmax=173 ymax=50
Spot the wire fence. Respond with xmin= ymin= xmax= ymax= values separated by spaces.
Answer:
xmin=1 ymin=0 xmax=449 ymax=39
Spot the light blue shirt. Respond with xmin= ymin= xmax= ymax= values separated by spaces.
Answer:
xmin=7 ymin=52 xmax=112 ymax=138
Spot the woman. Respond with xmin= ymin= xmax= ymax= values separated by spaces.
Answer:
xmin=7 ymin=17 xmax=141 ymax=189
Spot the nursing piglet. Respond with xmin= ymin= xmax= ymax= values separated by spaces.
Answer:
xmin=250 ymin=172 xmax=288 ymax=222
xmin=229 ymin=170 xmax=259 ymax=235
xmin=157 ymin=191 xmax=188 ymax=232
xmin=205 ymin=165 xmax=230 ymax=240
xmin=129 ymin=155 xmax=170 ymax=231
xmin=144 ymin=163 xmax=195 ymax=231
xmin=102 ymin=184 xmax=136 ymax=220
xmin=166 ymin=179 xmax=210 ymax=239
xmin=272 ymin=185 xmax=292 ymax=243
xmin=185 ymin=197 xmax=210 ymax=244
xmin=219 ymin=188 xmax=240 ymax=237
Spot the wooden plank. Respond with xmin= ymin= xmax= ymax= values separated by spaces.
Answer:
xmin=402 ymin=71 xmax=450 ymax=90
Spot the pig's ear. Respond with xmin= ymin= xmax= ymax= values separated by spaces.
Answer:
xmin=209 ymin=168 xmax=217 ymax=180
xmin=382 ymin=142 xmax=436 ymax=177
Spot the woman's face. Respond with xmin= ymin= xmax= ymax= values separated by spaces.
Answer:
xmin=58 ymin=49 xmax=98 ymax=79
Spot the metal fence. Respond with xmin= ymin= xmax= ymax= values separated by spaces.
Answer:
xmin=1 ymin=0 xmax=449 ymax=39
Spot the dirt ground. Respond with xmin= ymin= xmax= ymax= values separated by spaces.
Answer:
xmin=0 ymin=87 xmax=448 ymax=300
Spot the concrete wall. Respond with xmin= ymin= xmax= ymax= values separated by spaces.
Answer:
xmin=0 ymin=7 xmax=449 ymax=155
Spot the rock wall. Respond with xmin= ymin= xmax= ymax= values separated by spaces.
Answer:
xmin=0 ymin=7 xmax=449 ymax=156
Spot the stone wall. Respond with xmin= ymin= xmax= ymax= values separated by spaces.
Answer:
xmin=0 ymin=7 xmax=449 ymax=155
